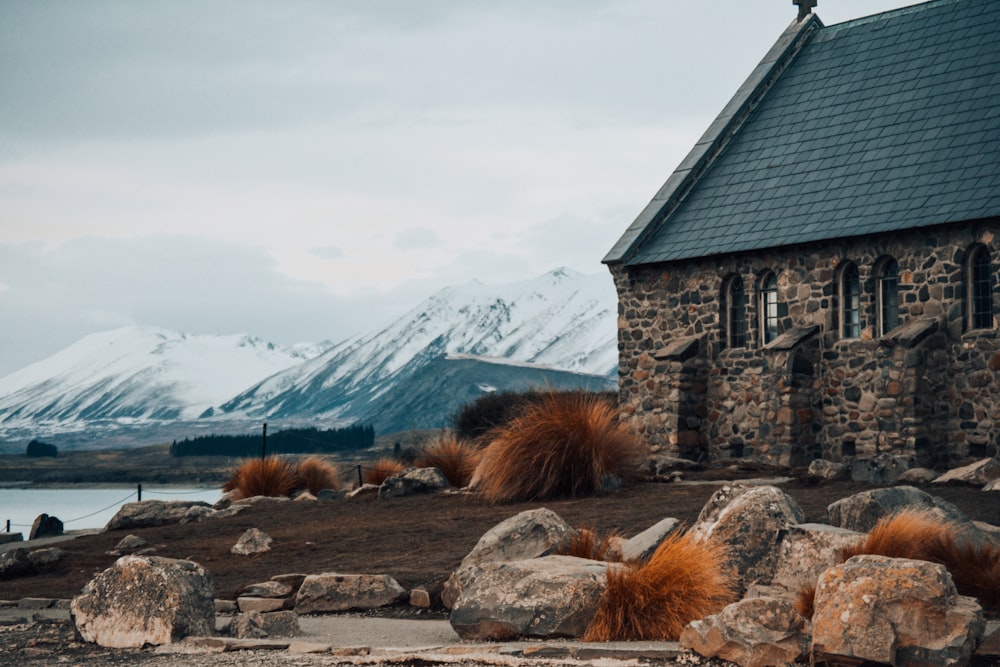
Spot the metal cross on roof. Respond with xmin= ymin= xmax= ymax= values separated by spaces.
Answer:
xmin=794 ymin=0 xmax=817 ymax=20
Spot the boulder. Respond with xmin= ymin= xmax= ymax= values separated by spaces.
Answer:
xmin=826 ymin=486 xmax=970 ymax=533
xmin=25 ymin=547 xmax=64 ymax=570
xmin=346 ymin=484 xmax=380 ymax=499
xmin=619 ymin=517 xmax=681 ymax=563
xmin=231 ymin=528 xmax=272 ymax=556
xmin=378 ymin=467 xmax=450 ymax=498
xmin=237 ymin=597 xmax=288 ymax=613
xmin=898 ymin=467 xmax=939 ymax=484
xmin=227 ymin=610 xmax=300 ymax=639
xmin=238 ymin=580 xmax=293 ymax=599
xmin=811 ymin=555 xmax=984 ymax=667
xmin=294 ymin=573 xmax=405 ymax=614
xmin=769 ymin=523 xmax=864 ymax=595
xmin=680 ymin=596 xmax=809 ymax=667
xmin=933 ymin=458 xmax=1000 ymax=487
xmin=449 ymin=555 xmax=622 ymax=640
xmin=110 ymin=534 xmax=149 ymax=556
xmin=29 ymin=513 xmax=63 ymax=540
xmin=104 ymin=500 xmax=212 ymax=531
xmin=851 ymin=453 xmax=916 ymax=485
xmin=0 ymin=548 xmax=33 ymax=579
xmin=293 ymin=491 xmax=318 ymax=502
xmin=806 ymin=459 xmax=850 ymax=482
xmin=689 ymin=485 xmax=805 ymax=595
xmin=71 ymin=555 xmax=215 ymax=648
xmin=441 ymin=507 xmax=574 ymax=609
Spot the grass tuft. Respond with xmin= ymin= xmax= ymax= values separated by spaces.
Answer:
xmin=795 ymin=584 xmax=816 ymax=620
xmin=414 ymin=433 xmax=481 ymax=488
xmin=295 ymin=456 xmax=340 ymax=495
xmin=558 ymin=525 xmax=624 ymax=562
xmin=474 ymin=390 xmax=642 ymax=504
xmin=583 ymin=531 xmax=733 ymax=641
xmin=840 ymin=508 xmax=1000 ymax=612
xmin=363 ymin=457 xmax=406 ymax=486
xmin=225 ymin=457 xmax=299 ymax=499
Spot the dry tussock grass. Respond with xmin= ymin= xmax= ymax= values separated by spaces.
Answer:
xmin=793 ymin=508 xmax=1000 ymax=617
xmin=363 ymin=458 xmax=405 ymax=486
xmin=559 ymin=525 xmax=624 ymax=562
xmin=794 ymin=584 xmax=816 ymax=620
xmin=415 ymin=433 xmax=481 ymax=488
xmin=225 ymin=457 xmax=298 ymax=499
xmin=295 ymin=456 xmax=340 ymax=494
xmin=583 ymin=531 xmax=733 ymax=641
xmin=475 ymin=390 xmax=642 ymax=504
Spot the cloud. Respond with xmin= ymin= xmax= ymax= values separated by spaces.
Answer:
xmin=310 ymin=245 xmax=346 ymax=260
xmin=392 ymin=227 xmax=444 ymax=251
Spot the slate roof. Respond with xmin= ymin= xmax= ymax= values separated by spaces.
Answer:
xmin=605 ymin=0 xmax=1000 ymax=266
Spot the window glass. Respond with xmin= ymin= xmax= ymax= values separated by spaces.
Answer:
xmin=878 ymin=258 xmax=899 ymax=336
xmin=970 ymin=246 xmax=992 ymax=330
xmin=727 ymin=276 xmax=747 ymax=348
xmin=761 ymin=273 xmax=779 ymax=344
xmin=842 ymin=263 xmax=861 ymax=339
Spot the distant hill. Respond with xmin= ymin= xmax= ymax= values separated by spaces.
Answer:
xmin=0 ymin=268 xmax=618 ymax=449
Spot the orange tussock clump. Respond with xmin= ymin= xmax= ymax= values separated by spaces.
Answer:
xmin=363 ymin=458 xmax=405 ymax=486
xmin=795 ymin=584 xmax=816 ymax=620
xmin=295 ymin=456 xmax=340 ymax=495
xmin=225 ymin=457 xmax=299 ymax=499
xmin=474 ymin=390 xmax=642 ymax=504
xmin=558 ymin=525 xmax=624 ymax=562
xmin=583 ymin=531 xmax=733 ymax=641
xmin=414 ymin=434 xmax=481 ymax=488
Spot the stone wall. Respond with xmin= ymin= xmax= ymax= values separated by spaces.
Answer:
xmin=612 ymin=221 xmax=999 ymax=467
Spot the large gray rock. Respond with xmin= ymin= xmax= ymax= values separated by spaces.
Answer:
xmin=619 ymin=517 xmax=681 ymax=563
xmin=807 ymin=459 xmax=850 ymax=482
xmin=769 ymin=523 xmax=864 ymax=595
xmin=231 ymin=528 xmax=272 ymax=555
xmin=690 ymin=485 xmax=805 ymax=595
xmin=294 ymin=573 xmax=405 ymax=614
xmin=442 ymin=507 xmax=574 ymax=609
xmin=826 ymin=486 xmax=979 ymax=537
xmin=71 ymin=555 xmax=215 ymax=648
xmin=104 ymin=500 xmax=212 ymax=531
xmin=933 ymin=458 xmax=1000 ymax=487
xmin=29 ymin=513 xmax=63 ymax=540
xmin=227 ymin=610 xmax=300 ymax=639
xmin=449 ymin=555 xmax=621 ymax=640
xmin=680 ymin=596 xmax=809 ymax=667
xmin=378 ymin=467 xmax=451 ymax=498
xmin=0 ymin=548 xmax=33 ymax=579
xmin=851 ymin=453 xmax=916 ymax=485
xmin=811 ymin=555 xmax=984 ymax=667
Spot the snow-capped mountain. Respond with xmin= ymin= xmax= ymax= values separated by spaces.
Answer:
xmin=0 ymin=268 xmax=618 ymax=446
xmin=217 ymin=267 xmax=617 ymax=424
xmin=0 ymin=327 xmax=331 ymax=439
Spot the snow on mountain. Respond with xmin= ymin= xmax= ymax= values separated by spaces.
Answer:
xmin=0 ymin=326 xmax=330 ymax=435
xmin=217 ymin=267 xmax=618 ymax=422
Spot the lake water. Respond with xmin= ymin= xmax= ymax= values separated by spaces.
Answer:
xmin=0 ymin=486 xmax=221 ymax=534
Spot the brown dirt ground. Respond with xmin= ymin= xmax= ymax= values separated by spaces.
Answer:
xmin=3 ymin=471 xmax=1000 ymax=606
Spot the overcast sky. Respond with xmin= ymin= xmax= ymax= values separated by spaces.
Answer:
xmin=0 ymin=0 xmax=921 ymax=376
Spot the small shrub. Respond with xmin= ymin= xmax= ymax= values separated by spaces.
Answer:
xmin=415 ymin=433 xmax=481 ymax=488
xmin=295 ymin=456 xmax=340 ymax=494
xmin=364 ymin=458 xmax=405 ymax=486
xmin=26 ymin=439 xmax=58 ymax=458
xmin=558 ymin=525 xmax=623 ymax=562
xmin=583 ymin=531 xmax=733 ymax=641
xmin=474 ymin=390 xmax=641 ymax=503
xmin=225 ymin=457 xmax=298 ymax=499
xmin=839 ymin=508 xmax=1000 ymax=612
xmin=451 ymin=390 xmax=534 ymax=443
xmin=794 ymin=584 xmax=816 ymax=620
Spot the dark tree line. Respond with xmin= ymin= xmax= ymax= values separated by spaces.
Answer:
xmin=26 ymin=439 xmax=58 ymax=458
xmin=169 ymin=424 xmax=375 ymax=457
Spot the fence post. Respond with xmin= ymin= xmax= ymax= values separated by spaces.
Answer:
xmin=261 ymin=423 xmax=268 ymax=460
xmin=5 ymin=519 xmax=9 ymax=533
xmin=357 ymin=465 xmax=363 ymax=488
xmin=138 ymin=483 xmax=142 ymax=502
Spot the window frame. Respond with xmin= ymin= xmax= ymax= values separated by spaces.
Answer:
xmin=759 ymin=271 xmax=780 ymax=345
xmin=967 ymin=244 xmax=993 ymax=331
xmin=840 ymin=261 xmax=861 ymax=339
xmin=722 ymin=274 xmax=747 ymax=349
xmin=876 ymin=257 xmax=900 ymax=336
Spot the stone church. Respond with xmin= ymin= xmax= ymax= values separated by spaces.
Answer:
xmin=604 ymin=0 xmax=1000 ymax=469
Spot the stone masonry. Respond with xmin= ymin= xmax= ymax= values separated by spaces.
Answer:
xmin=612 ymin=221 xmax=999 ymax=468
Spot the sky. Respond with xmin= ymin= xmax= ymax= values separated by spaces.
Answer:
xmin=0 ymin=0 xmax=922 ymax=377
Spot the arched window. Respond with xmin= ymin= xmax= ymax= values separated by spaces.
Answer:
xmin=967 ymin=245 xmax=993 ymax=331
xmin=759 ymin=271 xmax=780 ymax=345
xmin=722 ymin=275 xmax=747 ymax=349
xmin=876 ymin=257 xmax=900 ymax=336
xmin=840 ymin=262 xmax=861 ymax=339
